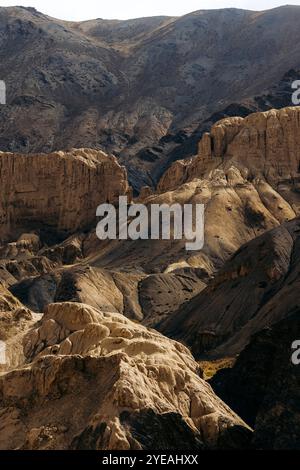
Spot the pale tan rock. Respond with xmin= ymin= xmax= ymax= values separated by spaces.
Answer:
xmin=0 ymin=302 xmax=252 ymax=450
xmin=0 ymin=148 xmax=130 ymax=242
xmin=90 ymin=164 xmax=296 ymax=275
xmin=159 ymin=107 xmax=300 ymax=214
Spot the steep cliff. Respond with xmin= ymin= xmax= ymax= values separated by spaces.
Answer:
xmin=158 ymin=107 xmax=300 ymax=214
xmin=0 ymin=148 xmax=129 ymax=242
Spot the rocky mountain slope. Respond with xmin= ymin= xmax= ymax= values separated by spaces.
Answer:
xmin=155 ymin=107 xmax=300 ymax=358
xmin=1 ymin=6 xmax=300 ymax=188
xmin=79 ymin=106 xmax=300 ymax=276
xmin=150 ymin=68 xmax=300 ymax=185
xmin=160 ymin=217 xmax=300 ymax=358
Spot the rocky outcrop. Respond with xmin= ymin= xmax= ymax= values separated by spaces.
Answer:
xmin=160 ymin=217 xmax=300 ymax=359
xmin=159 ymin=107 xmax=300 ymax=214
xmin=8 ymin=263 xmax=206 ymax=328
xmin=0 ymin=226 xmax=206 ymax=325
xmin=9 ymin=266 xmax=135 ymax=318
xmin=0 ymin=232 xmax=88 ymax=289
xmin=0 ymin=283 xmax=35 ymax=372
xmin=149 ymin=69 xmax=300 ymax=186
xmin=84 ymin=162 xmax=296 ymax=275
xmin=210 ymin=312 xmax=300 ymax=449
xmin=0 ymin=302 xmax=252 ymax=450
xmin=0 ymin=149 xmax=129 ymax=242
xmin=4 ymin=151 xmax=297 ymax=328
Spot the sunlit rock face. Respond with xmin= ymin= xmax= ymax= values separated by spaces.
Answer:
xmin=0 ymin=302 xmax=252 ymax=450
xmin=159 ymin=107 xmax=300 ymax=213
xmin=0 ymin=149 xmax=129 ymax=242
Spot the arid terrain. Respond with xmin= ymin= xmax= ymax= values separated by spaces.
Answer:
xmin=1 ymin=5 xmax=300 ymax=189
xmin=0 ymin=5 xmax=300 ymax=451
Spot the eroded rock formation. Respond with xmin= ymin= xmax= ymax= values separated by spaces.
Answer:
xmin=159 ymin=107 xmax=300 ymax=214
xmin=0 ymin=302 xmax=252 ymax=450
xmin=80 ymin=163 xmax=297 ymax=277
xmin=0 ymin=283 xmax=35 ymax=372
xmin=0 ymin=149 xmax=129 ymax=242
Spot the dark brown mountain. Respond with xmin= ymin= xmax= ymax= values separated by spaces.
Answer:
xmin=210 ymin=312 xmax=300 ymax=449
xmin=1 ymin=6 xmax=300 ymax=189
